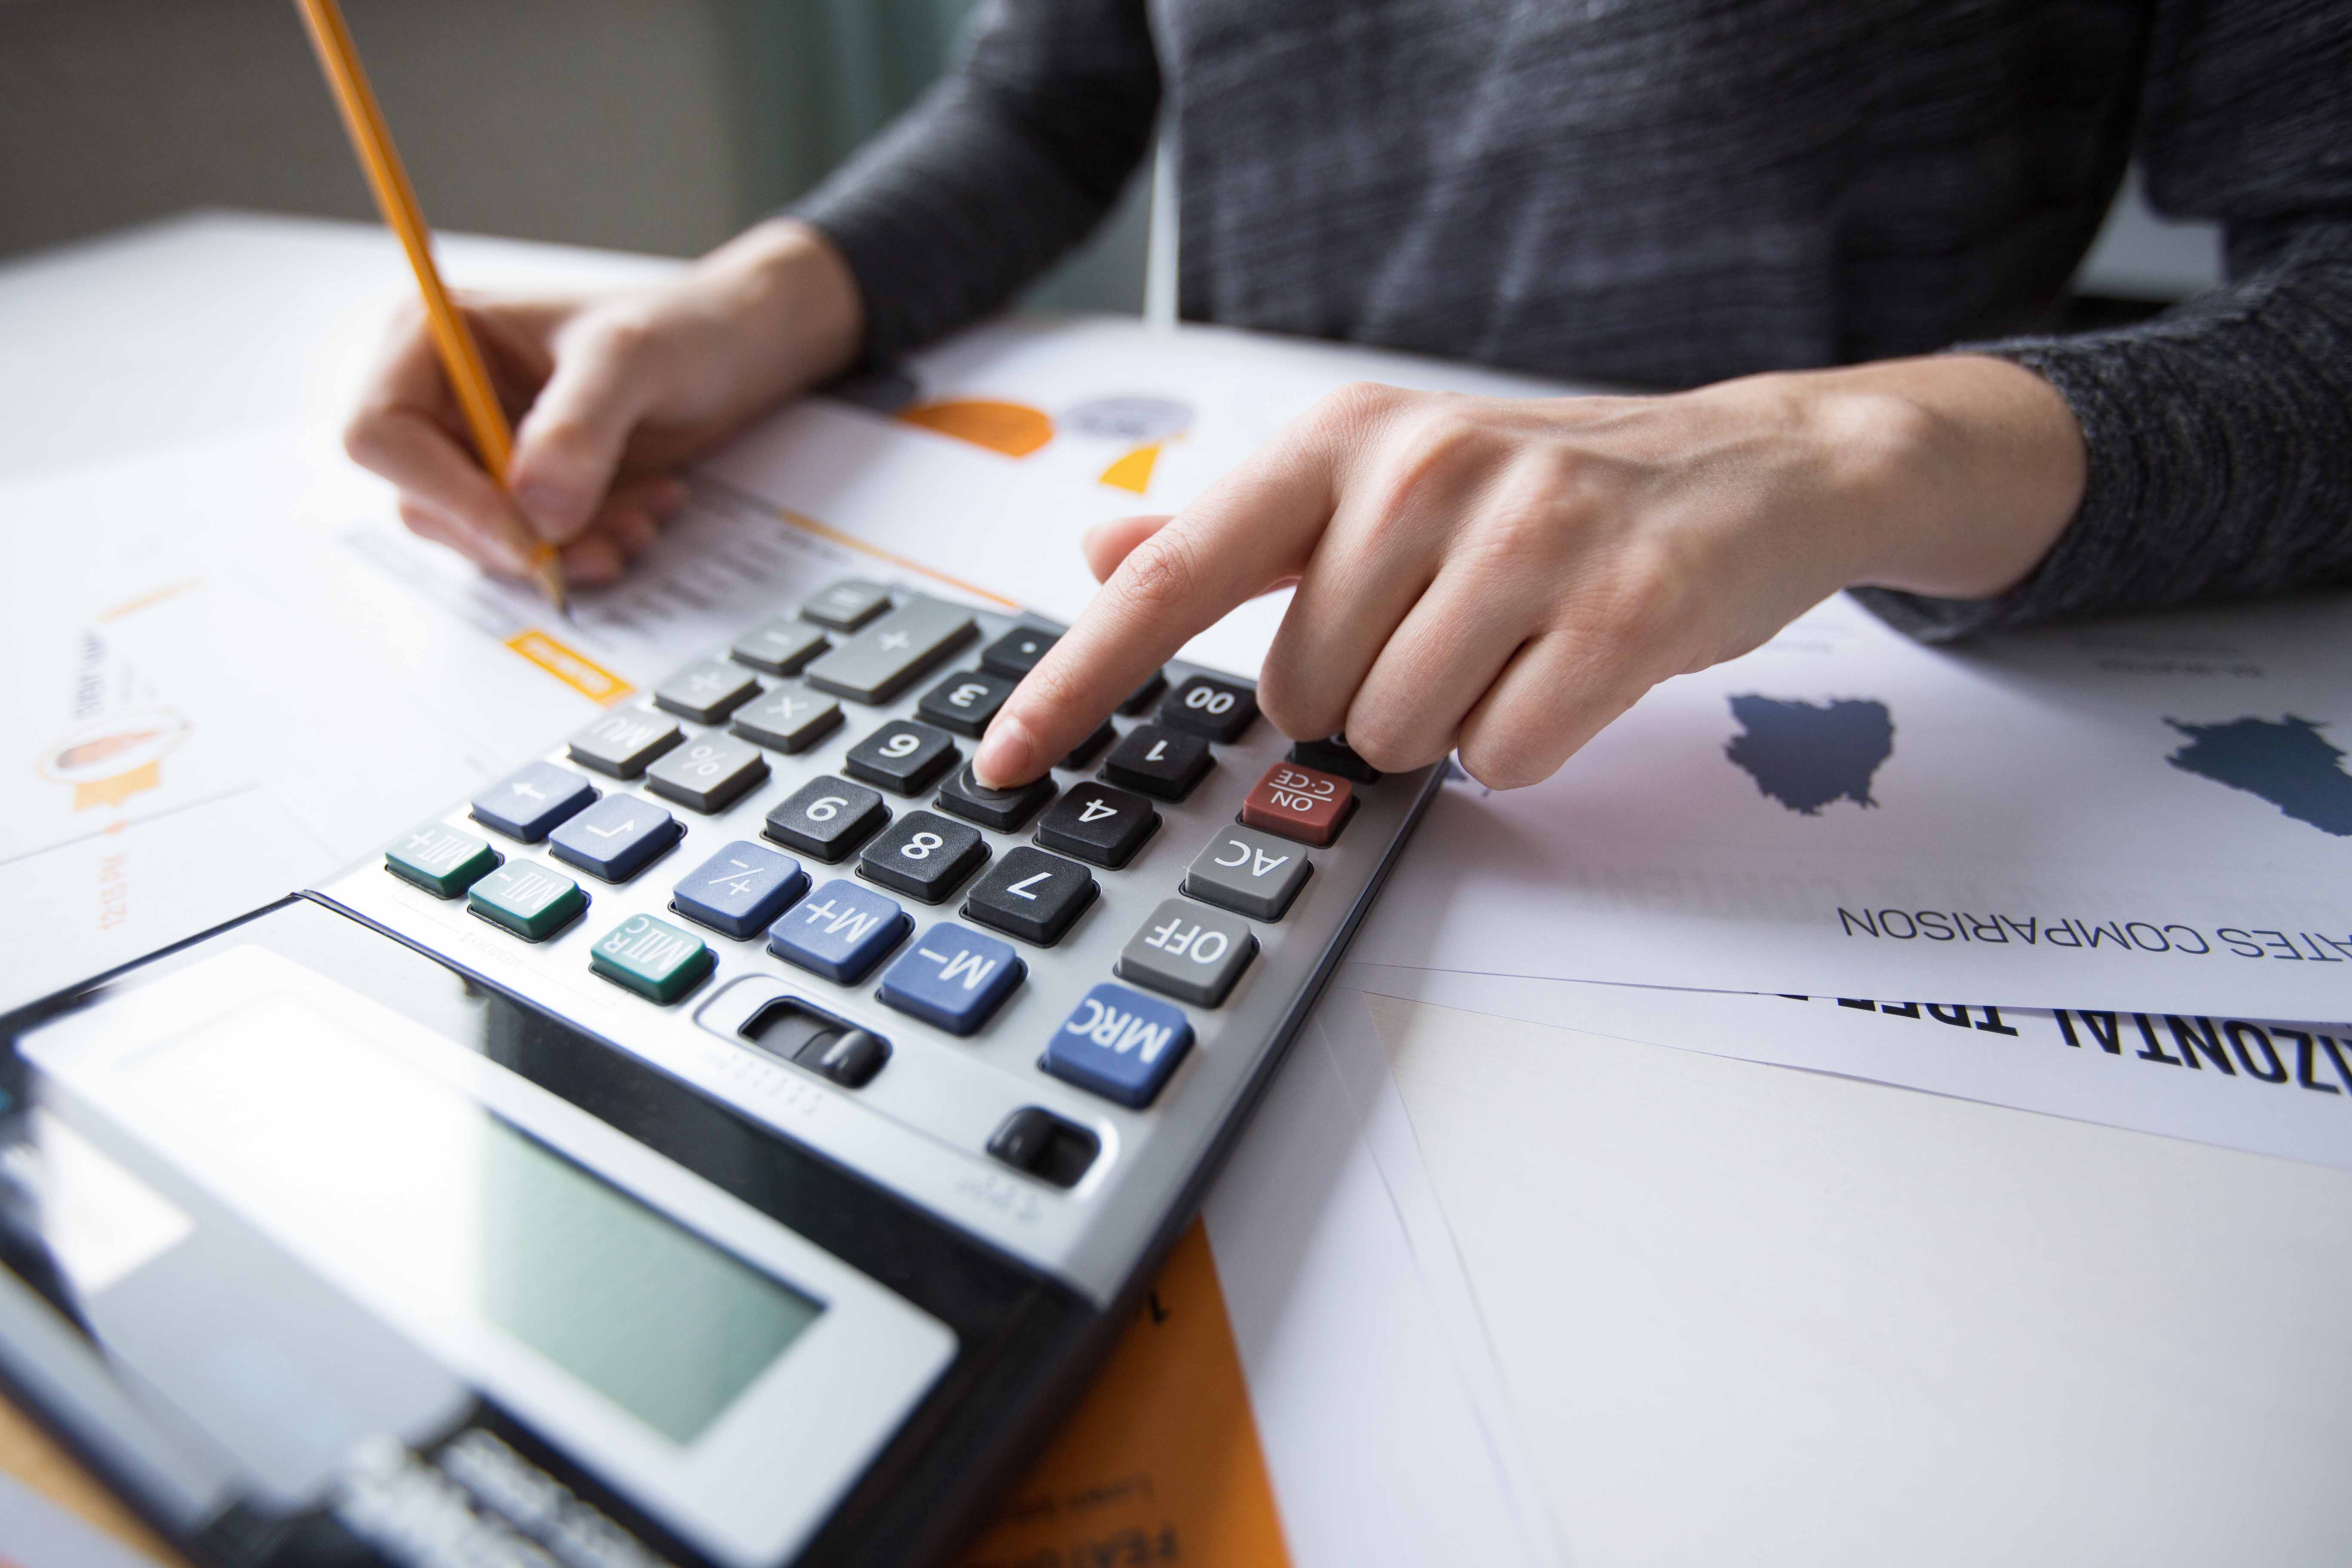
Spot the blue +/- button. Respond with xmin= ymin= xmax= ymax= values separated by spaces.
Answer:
xmin=547 ymin=794 xmax=683 ymax=882
xmin=671 ymin=840 xmax=809 ymax=937
xmin=470 ymin=761 xmax=597 ymax=842
xmin=877 ymin=923 xmax=1025 ymax=1036
xmin=767 ymin=878 xmax=909 ymax=983
xmin=1041 ymin=983 xmax=1194 ymax=1109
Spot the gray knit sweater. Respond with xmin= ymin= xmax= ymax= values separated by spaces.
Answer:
xmin=793 ymin=0 xmax=2352 ymax=638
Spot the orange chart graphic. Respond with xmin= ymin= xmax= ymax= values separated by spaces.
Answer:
xmin=962 ymin=1219 xmax=1291 ymax=1567
xmin=897 ymin=400 xmax=1057 ymax=458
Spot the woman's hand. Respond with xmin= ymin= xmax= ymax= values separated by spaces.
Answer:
xmin=972 ymin=355 xmax=2084 ymax=790
xmin=345 ymin=218 xmax=862 ymax=585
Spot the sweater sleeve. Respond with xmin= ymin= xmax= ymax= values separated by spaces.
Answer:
xmin=1850 ymin=0 xmax=2352 ymax=642
xmin=787 ymin=0 xmax=1161 ymax=366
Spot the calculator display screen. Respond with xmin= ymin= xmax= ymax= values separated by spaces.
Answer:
xmin=453 ymin=1113 xmax=824 ymax=1444
xmin=120 ymin=992 xmax=825 ymax=1446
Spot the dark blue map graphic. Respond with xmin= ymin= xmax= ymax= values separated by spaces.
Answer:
xmin=1724 ymin=695 xmax=1894 ymax=815
xmin=2164 ymin=715 xmax=2352 ymax=836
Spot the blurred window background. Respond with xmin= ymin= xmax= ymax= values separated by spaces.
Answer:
xmin=0 ymin=0 xmax=2206 ymax=318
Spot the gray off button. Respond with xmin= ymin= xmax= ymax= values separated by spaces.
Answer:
xmin=1183 ymin=825 xmax=1311 ymax=921
xmin=1116 ymin=897 xmax=1258 ymax=1007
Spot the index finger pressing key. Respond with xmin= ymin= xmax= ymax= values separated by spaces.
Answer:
xmin=972 ymin=434 xmax=1344 ymax=787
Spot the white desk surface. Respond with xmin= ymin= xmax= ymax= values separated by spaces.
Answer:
xmin=7 ymin=212 xmax=2349 ymax=1567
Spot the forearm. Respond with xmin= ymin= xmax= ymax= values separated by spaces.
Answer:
xmin=679 ymin=218 xmax=864 ymax=409
xmin=1853 ymin=219 xmax=2352 ymax=640
xmin=790 ymin=0 xmax=1161 ymax=364
xmin=1701 ymin=354 xmax=2087 ymax=603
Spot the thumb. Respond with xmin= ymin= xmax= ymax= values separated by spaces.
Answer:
xmin=508 ymin=324 xmax=660 ymax=545
xmin=1082 ymin=514 xmax=1174 ymax=582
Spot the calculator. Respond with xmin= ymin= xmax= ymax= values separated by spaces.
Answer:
xmin=0 ymin=578 xmax=1442 ymax=1568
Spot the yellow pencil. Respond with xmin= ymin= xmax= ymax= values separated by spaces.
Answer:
xmin=291 ymin=0 xmax=568 ymax=619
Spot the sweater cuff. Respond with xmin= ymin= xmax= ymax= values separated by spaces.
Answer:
xmin=1847 ymin=339 xmax=2143 ymax=643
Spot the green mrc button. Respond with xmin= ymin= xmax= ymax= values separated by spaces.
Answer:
xmin=589 ymin=913 xmax=714 ymax=1003
xmin=467 ymin=861 xmax=588 ymax=941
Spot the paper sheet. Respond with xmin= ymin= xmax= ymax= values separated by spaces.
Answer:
xmin=1363 ymin=989 xmax=2352 ymax=1568
xmin=1346 ymin=590 xmax=2352 ymax=1019
xmin=1347 ymin=963 xmax=2352 ymax=1173
xmin=0 ymin=430 xmax=571 ymax=1007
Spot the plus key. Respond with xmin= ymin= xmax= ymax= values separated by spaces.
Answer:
xmin=1238 ymin=761 xmax=1354 ymax=846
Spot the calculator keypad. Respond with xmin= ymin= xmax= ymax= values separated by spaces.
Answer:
xmin=729 ymin=617 xmax=830 ymax=675
xmin=468 ymin=861 xmax=587 ymax=941
xmin=1183 ymin=826 xmax=1311 ymax=921
xmin=386 ymin=822 xmax=499 ymax=897
xmin=979 ymin=626 xmax=1058 ymax=677
xmin=548 ymin=796 xmax=683 ymax=882
xmin=471 ymin=762 xmax=596 ymax=842
xmin=768 ymin=878 xmax=909 ymax=982
xmin=1059 ymin=719 xmax=1117 ymax=769
xmin=916 ymin=668 xmax=1015 ymax=737
xmin=730 ymin=683 xmax=842 ymax=753
xmin=1034 ymin=783 xmax=1158 ymax=868
xmin=645 ymin=735 xmax=770 ymax=813
xmin=1116 ymin=898 xmax=1258 ymax=1006
xmin=1158 ymin=675 xmax=1258 ymax=744
xmin=964 ymin=847 xmax=1097 ymax=946
xmin=1041 ymin=983 xmax=1194 ymax=1109
xmin=1101 ymin=724 xmax=1212 ymax=801
xmin=804 ymin=601 xmax=977 ymax=703
xmin=876 ymin=923 xmax=1025 ymax=1035
xmin=1239 ymin=762 xmax=1354 ymax=846
xmin=590 ymin=913 xmax=714 ymax=1003
xmin=934 ymin=764 xmax=1056 ymax=832
xmin=1288 ymin=736 xmax=1381 ymax=784
xmin=845 ymin=719 xmax=960 ymax=795
xmin=859 ymin=811 xmax=989 ymax=903
xmin=567 ymin=711 xmax=683 ymax=779
xmin=766 ymin=776 xmax=889 ymax=861
xmin=800 ymin=579 xmax=892 ymax=631
xmin=671 ymin=841 xmax=809 ymax=938
xmin=362 ymin=576 xmax=1439 ymax=1246
xmin=654 ymin=659 xmax=764 ymax=724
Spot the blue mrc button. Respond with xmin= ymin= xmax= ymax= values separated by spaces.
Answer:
xmin=768 ymin=879 xmax=909 ymax=983
xmin=877 ymin=923 xmax=1024 ymax=1036
xmin=1041 ymin=983 xmax=1194 ymax=1109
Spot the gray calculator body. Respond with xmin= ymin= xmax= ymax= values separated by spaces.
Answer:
xmin=0 ymin=582 xmax=1440 ymax=1568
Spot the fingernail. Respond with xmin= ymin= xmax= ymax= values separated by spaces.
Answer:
xmin=512 ymin=480 xmax=584 ymax=542
xmin=973 ymin=714 xmax=1034 ymax=789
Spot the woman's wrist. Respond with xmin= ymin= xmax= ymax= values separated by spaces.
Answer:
xmin=1782 ymin=354 xmax=2088 ymax=602
xmin=686 ymin=217 xmax=865 ymax=409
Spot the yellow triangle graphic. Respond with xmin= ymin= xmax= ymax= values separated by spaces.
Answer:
xmin=1098 ymin=442 xmax=1162 ymax=494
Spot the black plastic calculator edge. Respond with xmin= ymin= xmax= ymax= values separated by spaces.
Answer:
xmin=0 ymin=758 xmax=1444 ymax=1568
